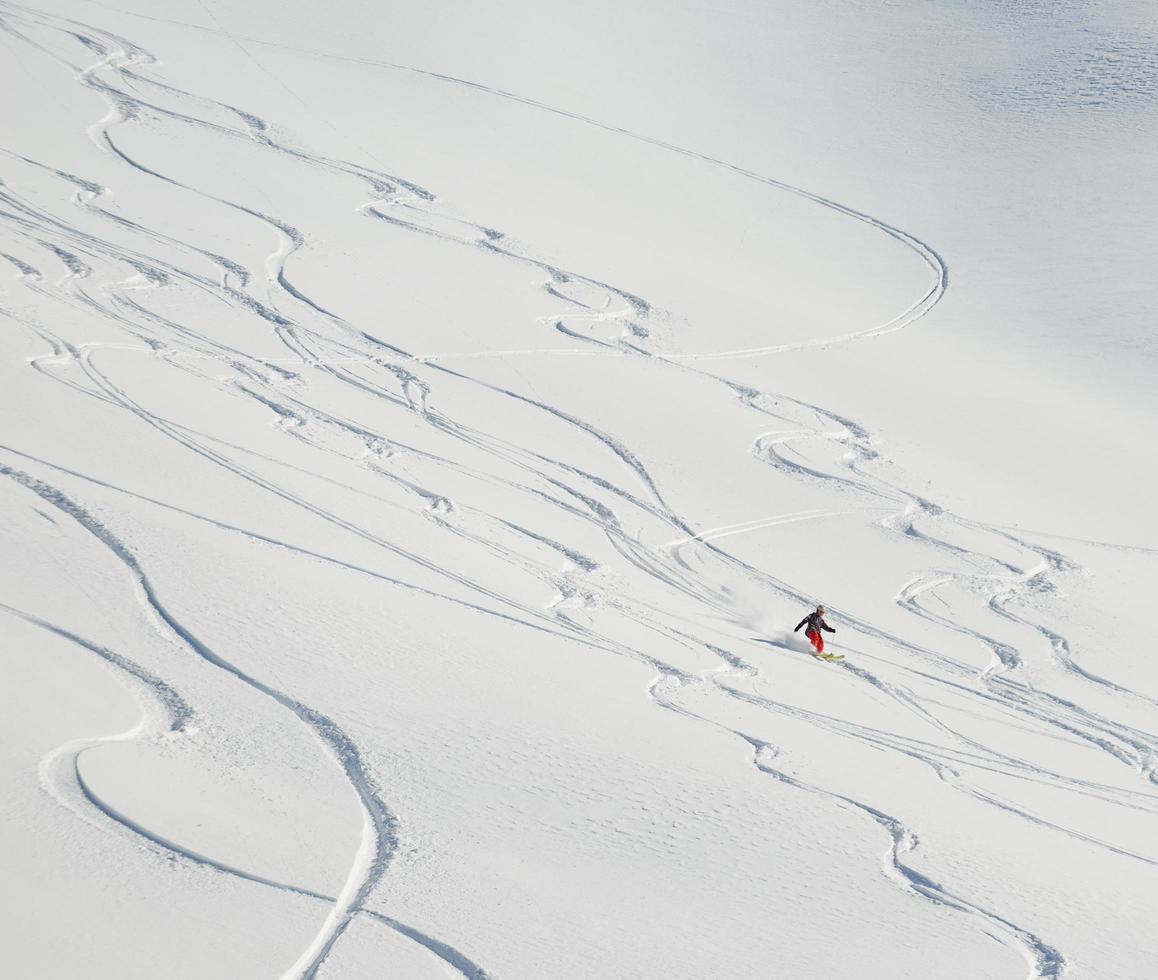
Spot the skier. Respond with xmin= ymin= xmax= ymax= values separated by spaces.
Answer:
xmin=794 ymin=605 xmax=836 ymax=656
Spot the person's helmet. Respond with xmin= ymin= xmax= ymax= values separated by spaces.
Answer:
xmin=817 ymin=605 xmax=825 ymax=613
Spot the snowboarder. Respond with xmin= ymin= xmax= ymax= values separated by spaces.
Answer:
xmin=794 ymin=605 xmax=836 ymax=656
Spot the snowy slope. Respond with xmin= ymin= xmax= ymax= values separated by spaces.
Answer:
xmin=2 ymin=1 xmax=1156 ymax=978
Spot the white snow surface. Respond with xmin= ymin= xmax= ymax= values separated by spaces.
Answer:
xmin=2 ymin=1 xmax=1157 ymax=977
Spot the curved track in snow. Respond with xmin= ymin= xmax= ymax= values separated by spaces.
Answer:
xmin=2 ymin=3 xmax=1155 ymax=979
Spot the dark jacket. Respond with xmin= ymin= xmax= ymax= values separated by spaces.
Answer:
xmin=795 ymin=611 xmax=835 ymax=635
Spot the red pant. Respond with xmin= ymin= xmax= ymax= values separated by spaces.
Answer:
xmin=806 ymin=628 xmax=824 ymax=654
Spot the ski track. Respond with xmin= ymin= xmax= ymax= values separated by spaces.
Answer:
xmin=1 ymin=597 xmax=489 ymax=980
xmin=743 ymin=739 xmax=1067 ymax=980
xmin=2 ymin=3 xmax=1154 ymax=978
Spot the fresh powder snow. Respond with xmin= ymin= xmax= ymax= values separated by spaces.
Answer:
xmin=1 ymin=1 xmax=1156 ymax=978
